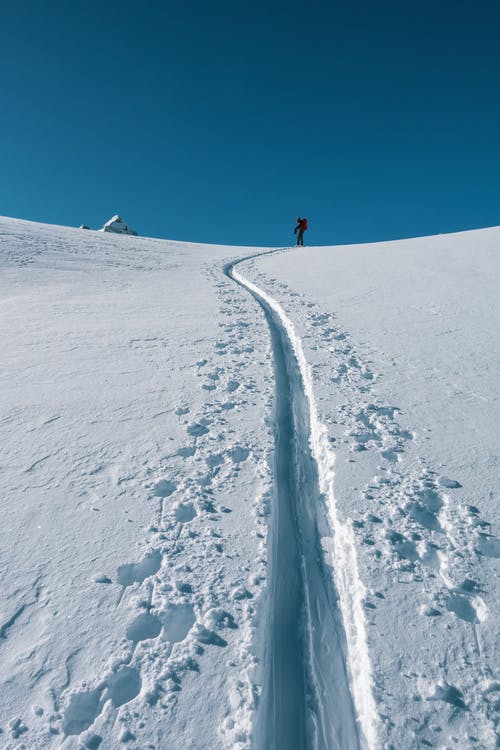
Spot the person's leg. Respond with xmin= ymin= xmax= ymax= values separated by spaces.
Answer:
xmin=299 ymin=230 xmax=304 ymax=245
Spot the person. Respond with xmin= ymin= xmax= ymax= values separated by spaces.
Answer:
xmin=294 ymin=216 xmax=308 ymax=246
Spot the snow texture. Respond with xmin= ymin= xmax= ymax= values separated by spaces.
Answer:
xmin=0 ymin=216 xmax=498 ymax=749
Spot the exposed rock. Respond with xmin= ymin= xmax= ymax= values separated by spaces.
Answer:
xmin=100 ymin=215 xmax=138 ymax=236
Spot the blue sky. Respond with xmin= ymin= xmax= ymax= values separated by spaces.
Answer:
xmin=2 ymin=0 xmax=500 ymax=246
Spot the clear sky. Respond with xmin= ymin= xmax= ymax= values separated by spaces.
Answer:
xmin=2 ymin=0 xmax=500 ymax=246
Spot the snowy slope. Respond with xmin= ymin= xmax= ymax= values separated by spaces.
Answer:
xmin=243 ymin=230 xmax=500 ymax=749
xmin=0 ymin=218 xmax=275 ymax=749
xmin=0 ymin=217 xmax=498 ymax=749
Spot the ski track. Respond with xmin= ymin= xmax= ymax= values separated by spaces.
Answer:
xmin=225 ymin=251 xmax=378 ymax=750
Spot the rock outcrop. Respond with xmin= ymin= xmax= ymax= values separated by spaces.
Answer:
xmin=100 ymin=215 xmax=138 ymax=236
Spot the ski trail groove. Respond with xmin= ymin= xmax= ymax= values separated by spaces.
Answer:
xmin=224 ymin=251 xmax=378 ymax=750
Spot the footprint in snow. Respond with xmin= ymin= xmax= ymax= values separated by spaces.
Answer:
xmin=415 ymin=485 xmax=443 ymax=513
xmin=428 ymin=683 xmax=468 ymax=710
xmin=152 ymin=479 xmax=176 ymax=497
xmin=174 ymin=502 xmax=197 ymax=523
xmin=230 ymin=446 xmax=250 ymax=463
xmin=187 ymin=422 xmax=209 ymax=438
xmin=439 ymin=476 xmax=462 ymax=489
xmin=9 ymin=718 xmax=28 ymax=740
xmin=195 ymin=626 xmax=227 ymax=647
xmin=83 ymin=733 xmax=102 ymax=749
xmin=63 ymin=688 xmax=103 ymax=736
xmin=476 ymin=533 xmax=500 ymax=558
xmin=386 ymin=530 xmax=419 ymax=562
xmin=206 ymin=453 xmax=224 ymax=468
xmin=207 ymin=369 xmax=223 ymax=381
xmin=106 ymin=667 xmax=142 ymax=708
xmin=161 ymin=603 xmax=196 ymax=643
xmin=309 ymin=312 xmax=335 ymax=326
xmin=205 ymin=608 xmax=238 ymax=630
xmin=380 ymin=448 xmax=401 ymax=463
xmin=117 ymin=550 xmax=162 ymax=587
xmin=126 ymin=612 xmax=162 ymax=643
xmin=320 ymin=326 xmax=336 ymax=339
xmin=409 ymin=501 xmax=443 ymax=532
xmin=445 ymin=594 xmax=481 ymax=623
xmin=177 ymin=446 xmax=196 ymax=458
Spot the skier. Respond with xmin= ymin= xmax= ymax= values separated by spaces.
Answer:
xmin=294 ymin=216 xmax=308 ymax=246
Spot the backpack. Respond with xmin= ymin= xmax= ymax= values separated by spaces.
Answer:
xmin=301 ymin=218 xmax=308 ymax=230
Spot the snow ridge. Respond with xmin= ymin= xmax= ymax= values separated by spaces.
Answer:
xmin=229 ymin=254 xmax=378 ymax=749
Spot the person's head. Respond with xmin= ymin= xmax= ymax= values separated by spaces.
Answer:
xmin=297 ymin=216 xmax=301 ymax=222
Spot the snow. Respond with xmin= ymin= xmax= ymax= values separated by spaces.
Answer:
xmin=229 ymin=258 xmax=376 ymax=748
xmin=0 ymin=216 xmax=498 ymax=749
xmin=242 ymin=230 xmax=500 ymax=749
xmin=100 ymin=215 xmax=138 ymax=235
